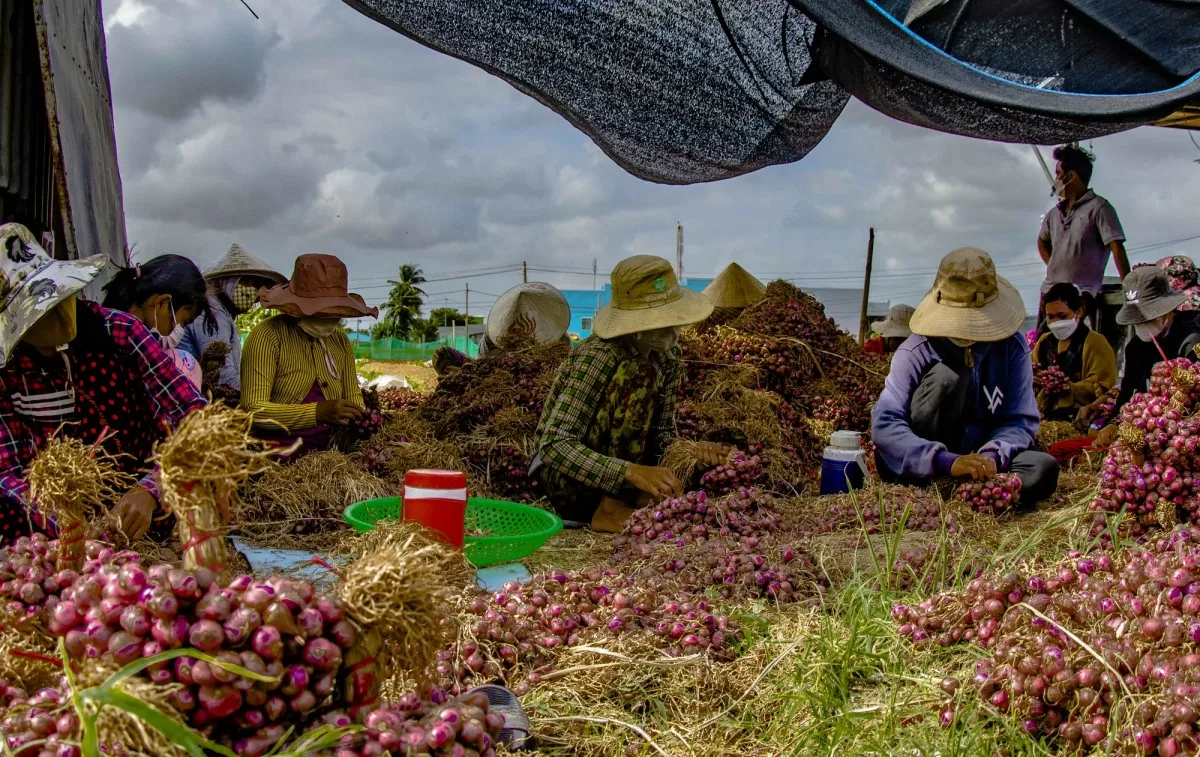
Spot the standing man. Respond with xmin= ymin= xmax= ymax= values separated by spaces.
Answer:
xmin=1037 ymin=144 xmax=1130 ymax=329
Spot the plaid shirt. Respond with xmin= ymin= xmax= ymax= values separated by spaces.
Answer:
xmin=536 ymin=336 xmax=679 ymax=494
xmin=0 ymin=302 xmax=205 ymax=512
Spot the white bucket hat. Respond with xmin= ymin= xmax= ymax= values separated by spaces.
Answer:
xmin=909 ymin=248 xmax=1026 ymax=342
xmin=592 ymin=255 xmax=713 ymax=339
xmin=0 ymin=223 xmax=106 ymax=368
xmin=874 ymin=304 xmax=915 ymax=339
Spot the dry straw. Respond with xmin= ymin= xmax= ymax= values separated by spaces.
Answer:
xmin=242 ymin=450 xmax=391 ymax=542
xmin=155 ymin=404 xmax=277 ymax=583
xmin=26 ymin=435 xmax=134 ymax=570
xmin=338 ymin=519 xmax=472 ymax=675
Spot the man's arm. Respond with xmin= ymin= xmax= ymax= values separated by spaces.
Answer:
xmin=1037 ymin=236 xmax=1052 ymax=265
xmin=1110 ymin=240 xmax=1131 ymax=280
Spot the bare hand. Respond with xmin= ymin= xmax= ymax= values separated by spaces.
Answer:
xmin=1095 ymin=424 xmax=1119 ymax=449
xmin=950 ymin=454 xmax=997 ymax=480
xmin=1076 ymin=403 xmax=1101 ymax=425
xmin=695 ymin=442 xmax=731 ymax=468
xmin=112 ymin=486 xmax=156 ymax=542
xmin=316 ymin=399 xmax=364 ymax=426
xmin=624 ymin=464 xmax=684 ymax=501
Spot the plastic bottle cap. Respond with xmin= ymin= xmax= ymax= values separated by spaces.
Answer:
xmin=829 ymin=430 xmax=862 ymax=449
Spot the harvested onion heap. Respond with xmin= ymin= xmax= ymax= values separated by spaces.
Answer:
xmin=894 ymin=526 xmax=1200 ymax=754
xmin=954 ymin=473 xmax=1022 ymax=516
xmin=611 ymin=488 xmax=820 ymax=604
xmin=322 ymin=689 xmax=506 ymax=757
xmin=820 ymin=486 xmax=955 ymax=535
xmin=698 ymin=449 xmax=765 ymax=496
xmin=437 ymin=567 xmax=740 ymax=696
xmin=1034 ymin=365 xmax=1072 ymax=397
xmin=44 ymin=550 xmax=366 ymax=754
xmin=1090 ymin=358 xmax=1200 ymax=539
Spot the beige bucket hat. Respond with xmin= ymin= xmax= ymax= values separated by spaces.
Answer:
xmin=204 ymin=244 xmax=287 ymax=286
xmin=593 ymin=255 xmax=713 ymax=339
xmin=873 ymin=303 xmax=915 ymax=338
xmin=702 ymin=262 xmax=766 ymax=309
xmin=909 ymin=248 xmax=1026 ymax=342
xmin=486 ymin=282 xmax=571 ymax=345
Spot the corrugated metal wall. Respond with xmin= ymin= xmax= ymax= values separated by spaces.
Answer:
xmin=0 ymin=0 xmax=55 ymax=236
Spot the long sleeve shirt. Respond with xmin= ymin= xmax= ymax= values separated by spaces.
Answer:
xmin=871 ymin=334 xmax=1039 ymax=479
xmin=536 ymin=336 xmax=679 ymax=495
xmin=1114 ymin=311 xmax=1200 ymax=418
xmin=240 ymin=315 xmax=362 ymax=431
xmin=1032 ymin=328 xmax=1117 ymax=413
xmin=179 ymin=299 xmax=241 ymax=388
xmin=0 ymin=302 xmax=205 ymax=511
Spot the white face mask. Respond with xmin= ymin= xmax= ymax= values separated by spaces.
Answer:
xmin=298 ymin=318 xmax=340 ymax=339
xmin=1047 ymin=318 xmax=1079 ymax=341
xmin=1135 ymin=319 xmax=1167 ymax=342
xmin=948 ymin=337 xmax=975 ymax=348
xmin=151 ymin=301 xmax=186 ymax=350
xmin=637 ymin=326 xmax=681 ymax=353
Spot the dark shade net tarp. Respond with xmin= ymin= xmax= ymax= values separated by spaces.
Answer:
xmin=344 ymin=0 xmax=1200 ymax=185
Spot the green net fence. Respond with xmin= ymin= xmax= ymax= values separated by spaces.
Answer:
xmin=353 ymin=336 xmax=480 ymax=362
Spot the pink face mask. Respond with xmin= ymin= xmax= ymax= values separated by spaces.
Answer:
xmin=170 ymin=348 xmax=202 ymax=389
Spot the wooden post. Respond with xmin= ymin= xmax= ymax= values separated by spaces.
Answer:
xmin=522 ymin=261 xmax=527 ymax=283
xmin=858 ymin=228 xmax=876 ymax=344
xmin=465 ymin=284 xmax=470 ymax=330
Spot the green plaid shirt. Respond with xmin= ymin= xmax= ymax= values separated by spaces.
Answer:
xmin=536 ymin=336 xmax=680 ymax=494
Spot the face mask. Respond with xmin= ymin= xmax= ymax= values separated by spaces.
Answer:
xmin=232 ymin=282 xmax=259 ymax=312
xmin=150 ymin=301 xmax=185 ymax=349
xmin=23 ymin=297 xmax=78 ymax=348
xmin=1135 ymin=319 xmax=1167 ymax=342
xmin=298 ymin=318 xmax=340 ymax=339
xmin=637 ymin=327 xmax=681 ymax=353
xmin=949 ymin=337 xmax=975 ymax=348
xmin=1047 ymin=318 xmax=1079 ymax=341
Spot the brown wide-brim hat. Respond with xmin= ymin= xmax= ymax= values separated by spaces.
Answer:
xmin=259 ymin=253 xmax=378 ymax=319
xmin=909 ymin=248 xmax=1026 ymax=342
xmin=204 ymin=243 xmax=287 ymax=286
xmin=702 ymin=262 xmax=766 ymax=309
xmin=1116 ymin=265 xmax=1187 ymax=325
xmin=593 ymin=255 xmax=713 ymax=339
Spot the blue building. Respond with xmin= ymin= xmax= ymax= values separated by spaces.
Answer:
xmin=560 ymin=278 xmax=890 ymax=338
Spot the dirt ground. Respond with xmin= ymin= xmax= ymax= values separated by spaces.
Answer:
xmin=359 ymin=360 xmax=439 ymax=391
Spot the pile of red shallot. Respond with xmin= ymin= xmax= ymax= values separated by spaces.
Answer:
xmin=699 ymin=449 xmax=765 ymax=495
xmin=895 ymin=525 xmax=1200 ymax=754
xmin=955 ymin=473 xmax=1023 ymax=516
xmin=1089 ymin=358 xmax=1200 ymax=540
xmin=820 ymin=486 xmax=955 ymax=535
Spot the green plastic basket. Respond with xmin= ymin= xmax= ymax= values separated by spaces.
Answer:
xmin=343 ymin=497 xmax=563 ymax=567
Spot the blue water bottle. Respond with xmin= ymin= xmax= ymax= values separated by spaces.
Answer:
xmin=820 ymin=430 xmax=869 ymax=495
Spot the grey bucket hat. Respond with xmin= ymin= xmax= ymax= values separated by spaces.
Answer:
xmin=1116 ymin=266 xmax=1187 ymax=326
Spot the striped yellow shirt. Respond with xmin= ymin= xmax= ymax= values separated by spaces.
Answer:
xmin=240 ymin=315 xmax=363 ymax=431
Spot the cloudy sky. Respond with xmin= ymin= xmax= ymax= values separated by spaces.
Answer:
xmin=103 ymin=0 xmax=1200 ymax=318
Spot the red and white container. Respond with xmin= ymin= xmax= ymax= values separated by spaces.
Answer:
xmin=403 ymin=469 xmax=468 ymax=548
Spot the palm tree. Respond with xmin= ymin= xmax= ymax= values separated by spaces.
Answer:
xmin=372 ymin=264 xmax=428 ymax=340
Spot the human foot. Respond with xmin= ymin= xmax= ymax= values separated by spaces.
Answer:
xmin=590 ymin=497 xmax=635 ymax=533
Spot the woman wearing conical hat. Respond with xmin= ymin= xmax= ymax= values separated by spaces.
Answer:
xmin=178 ymin=244 xmax=286 ymax=391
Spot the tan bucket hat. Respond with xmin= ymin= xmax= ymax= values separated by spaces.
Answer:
xmin=873 ymin=303 xmax=915 ymax=338
xmin=909 ymin=248 xmax=1026 ymax=342
xmin=486 ymin=282 xmax=571 ymax=345
xmin=204 ymin=244 xmax=286 ymax=286
xmin=702 ymin=263 xmax=766 ymax=309
xmin=259 ymin=254 xmax=379 ymax=319
xmin=593 ymin=255 xmax=713 ymax=339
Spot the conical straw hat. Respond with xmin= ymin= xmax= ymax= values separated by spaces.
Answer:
xmin=204 ymin=244 xmax=286 ymax=285
xmin=702 ymin=263 xmax=766 ymax=309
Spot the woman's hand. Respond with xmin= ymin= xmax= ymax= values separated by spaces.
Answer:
xmin=695 ymin=442 xmax=731 ymax=468
xmin=624 ymin=464 xmax=684 ymax=501
xmin=316 ymin=399 xmax=364 ymax=426
xmin=112 ymin=485 xmax=156 ymax=542
xmin=1095 ymin=424 xmax=1119 ymax=449
xmin=1076 ymin=402 xmax=1102 ymax=426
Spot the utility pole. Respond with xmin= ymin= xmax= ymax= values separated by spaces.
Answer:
xmin=593 ymin=258 xmax=597 ymax=291
xmin=465 ymin=283 xmax=470 ymax=327
xmin=522 ymin=261 xmax=527 ymax=284
xmin=858 ymin=228 xmax=876 ymax=345
xmin=676 ymin=222 xmax=684 ymax=283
